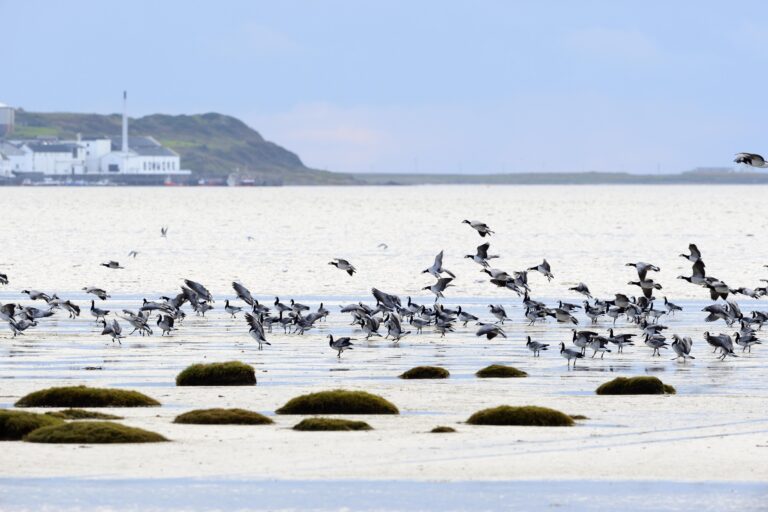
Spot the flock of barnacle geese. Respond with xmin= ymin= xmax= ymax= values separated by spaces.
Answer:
xmin=0 ymin=221 xmax=765 ymax=365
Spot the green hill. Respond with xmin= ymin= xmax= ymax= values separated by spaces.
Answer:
xmin=12 ymin=111 xmax=355 ymax=185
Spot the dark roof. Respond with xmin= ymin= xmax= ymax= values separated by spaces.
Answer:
xmin=26 ymin=143 xmax=79 ymax=153
xmin=111 ymin=136 xmax=177 ymax=157
xmin=0 ymin=141 xmax=24 ymax=156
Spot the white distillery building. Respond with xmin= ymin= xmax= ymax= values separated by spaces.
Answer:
xmin=0 ymin=93 xmax=190 ymax=182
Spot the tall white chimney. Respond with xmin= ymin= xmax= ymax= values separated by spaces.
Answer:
xmin=121 ymin=90 xmax=128 ymax=153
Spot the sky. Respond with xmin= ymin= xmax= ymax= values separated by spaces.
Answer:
xmin=2 ymin=0 xmax=768 ymax=174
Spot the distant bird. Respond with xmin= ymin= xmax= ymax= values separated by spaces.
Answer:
xmin=528 ymin=259 xmax=554 ymax=281
xmin=680 ymin=243 xmax=703 ymax=263
xmin=224 ymin=299 xmax=242 ymax=318
xmin=625 ymin=262 xmax=660 ymax=280
xmin=464 ymin=242 xmax=498 ymax=268
xmin=161 ymin=226 xmax=168 ymax=238
xmin=423 ymin=277 xmax=454 ymax=302
xmin=378 ymin=243 xmax=389 ymax=250
xmin=246 ymin=236 xmax=254 ymax=241
xmin=329 ymin=258 xmax=357 ymax=276
xmin=127 ymin=251 xmax=139 ymax=258
xmin=526 ymin=336 xmax=549 ymax=356
xmin=476 ymin=323 xmax=506 ymax=340
xmin=569 ymin=282 xmax=592 ymax=298
xmin=462 ymin=219 xmax=494 ymax=237
xmin=101 ymin=261 xmax=123 ymax=269
xmin=560 ymin=342 xmax=584 ymax=368
xmin=671 ymin=334 xmax=695 ymax=361
xmin=328 ymin=334 xmax=354 ymax=358
xmin=82 ymin=287 xmax=110 ymax=300
xmin=734 ymin=152 xmax=768 ymax=168
xmin=245 ymin=313 xmax=270 ymax=350
xmin=422 ymin=250 xmax=455 ymax=278
xmin=0 ymin=272 xmax=8 ymax=285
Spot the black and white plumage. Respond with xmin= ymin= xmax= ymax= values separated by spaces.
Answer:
xmin=462 ymin=219 xmax=494 ymax=237
xmin=156 ymin=314 xmax=176 ymax=336
xmin=224 ymin=299 xmax=242 ymax=318
xmin=22 ymin=290 xmax=51 ymax=302
xmin=245 ymin=313 xmax=271 ymax=350
xmin=734 ymin=152 xmax=768 ymax=168
xmin=677 ymin=259 xmax=706 ymax=286
xmin=680 ymin=243 xmax=703 ymax=263
xmin=627 ymin=279 xmax=662 ymax=299
xmin=82 ymin=287 xmax=110 ymax=300
xmin=184 ymin=279 xmax=214 ymax=302
xmin=232 ymin=282 xmax=256 ymax=309
xmin=704 ymin=331 xmax=737 ymax=360
xmin=560 ymin=342 xmax=584 ymax=367
xmin=644 ymin=333 xmax=669 ymax=356
xmin=528 ymin=259 xmax=553 ymax=281
xmin=526 ymin=336 xmax=549 ymax=356
xmin=625 ymin=262 xmax=660 ymax=281
xmin=101 ymin=261 xmax=123 ymax=269
xmin=476 ymin=323 xmax=506 ymax=340
xmin=488 ymin=304 xmax=507 ymax=323
xmin=456 ymin=306 xmax=478 ymax=326
xmin=422 ymin=250 xmax=455 ymax=278
xmin=671 ymin=334 xmax=694 ymax=361
xmin=160 ymin=226 xmax=168 ymax=237
xmin=0 ymin=273 xmax=8 ymax=285
xmin=423 ymin=277 xmax=454 ymax=302
xmin=329 ymin=258 xmax=357 ymax=276
xmin=464 ymin=242 xmax=498 ymax=268
xmin=90 ymin=300 xmax=110 ymax=322
xmin=568 ymin=282 xmax=592 ymax=298
xmin=100 ymin=319 xmax=124 ymax=344
xmin=328 ymin=334 xmax=354 ymax=358
xmin=663 ymin=297 xmax=682 ymax=315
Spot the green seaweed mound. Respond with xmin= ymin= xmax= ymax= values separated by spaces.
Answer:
xmin=24 ymin=421 xmax=168 ymax=443
xmin=399 ymin=366 xmax=450 ymax=379
xmin=176 ymin=361 xmax=257 ymax=386
xmin=276 ymin=390 xmax=399 ymax=415
xmin=292 ymin=418 xmax=372 ymax=431
xmin=45 ymin=409 xmax=123 ymax=420
xmin=15 ymin=386 xmax=160 ymax=408
xmin=596 ymin=376 xmax=676 ymax=395
xmin=475 ymin=365 xmax=528 ymax=378
xmin=174 ymin=408 xmax=273 ymax=425
xmin=430 ymin=426 xmax=457 ymax=433
xmin=0 ymin=410 xmax=64 ymax=440
xmin=467 ymin=405 xmax=574 ymax=426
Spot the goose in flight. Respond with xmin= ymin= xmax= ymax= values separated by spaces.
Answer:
xmin=423 ymin=277 xmax=454 ymax=302
xmin=328 ymin=334 xmax=354 ymax=358
xmin=680 ymin=244 xmax=704 ymax=264
xmin=329 ymin=258 xmax=357 ymax=276
xmin=462 ymin=219 xmax=494 ymax=237
xmin=127 ymin=251 xmax=139 ymax=258
xmin=22 ymin=290 xmax=51 ymax=302
xmin=569 ymin=282 xmax=592 ymax=298
xmin=161 ymin=226 xmax=168 ymax=238
xmin=734 ymin=152 xmax=768 ymax=168
xmin=82 ymin=287 xmax=110 ymax=300
xmin=476 ymin=323 xmax=506 ymax=340
xmin=422 ymin=250 xmax=455 ymax=278
xmin=184 ymin=279 xmax=214 ymax=302
xmin=101 ymin=261 xmax=123 ymax=269
xmin=625 ymin=262 xmax=660 ymax=280
xmin=703 ymin=331 xmax=737 ymax=360
xmin=677 ymin=259 xmax=706 ymax=286
xmin=378 ymin=243 xmax=389 ymax=250
xmin=232 ymin=282 xmax=256 ymax=309
xmin=528 ymin=259 xmax=554 ymax=281
xmin=0 ymin=272 xmax=8 ymax=285
xmin=627 ymin=279 xmax=662 ymax=299
xmin=464 ymin=243 xmax=499 ymax=268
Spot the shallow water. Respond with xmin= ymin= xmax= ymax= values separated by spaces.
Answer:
xmin=1 ymin=186 xmax=767 ymax=507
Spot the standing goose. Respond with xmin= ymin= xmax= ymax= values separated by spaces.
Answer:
xmin=422 ymin=250 xmax=455 ymax=278
xmin=290 ymin=299 xmax=310 ymax=313
xmin=328 ymin=334 xmax=354 ymax=358
xmin=329 ymin=258 xmax=357 ymax=276
xmin=644 ymin=333 xmax=669 ymax=356
xmin=456 ymin=306 xmax=479 ymax=326
xmin=560 ymin=342 xmax=584 ymax=368
xmin=734 ymin=331 xmax=761 ymax=353
xmin=156 ymin=314 xmax=176 ymax=336
xmin=462 ymin=219 xmax=494 ymax=237
xmin=526 ymin=336 xmax=549 ymax=356
xmin=703 ymin=331 xmax=737 ymax=360
xmin=90 ymin=300 xmax=110 ymax=322
xmin=224 ymin=300 xmax=242 ymax=318
xmin=100 ymin=261 xmax=123 ymax=269
xmin=663 ymin=297 xmax=683 ymax=315
xmin=245 ymin=313 xmax=271 ymax=350
xmin=273 ymin=297 xmax=292 ymax=313
xmin=528 ymin=259 xmax=554 ymax=281
xmin=607 ymin=328 xmax=635 ymax=353
xmin=464 ymin=242 xmax=498 ymax=268
xmin=671 ymin=334 xmax=695 ymax=361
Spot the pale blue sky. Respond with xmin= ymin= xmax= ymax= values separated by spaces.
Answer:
xmin=2 ymin=1 xmax=767 ymax=174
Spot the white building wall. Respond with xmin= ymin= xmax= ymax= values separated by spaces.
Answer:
xmin=82 ymin=139 xmax=111 ymax=174
xmin=100 ymin=153 xmax=180 ymax=174
xmin=27 ymin=148 xmax=85 ymax=175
